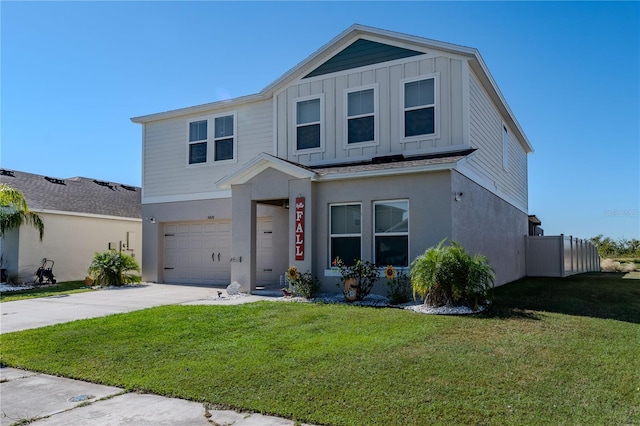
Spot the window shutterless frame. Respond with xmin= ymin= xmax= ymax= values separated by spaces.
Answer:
xmin=400 ymin=74 xmax=439 ymax=142
xmin=213 ymin=112 xmax=237 ymax=164
xmin=293 ymin=94 xmax=324 ymax=154
xmin=186 ymin=118 xmax=209 ymax=166
xmin=373 ymin=200 xmax=409 ymax=267
xmin=344 ymin=84 xmax=378 ymax=148
xmin=329 ymin=203 xmax=362 ymax=267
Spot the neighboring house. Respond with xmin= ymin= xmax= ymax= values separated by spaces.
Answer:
xmin=131 ymin=24 xmax=535 ymax=293
xmin=0 ymin=169 xmax=141 ymax=283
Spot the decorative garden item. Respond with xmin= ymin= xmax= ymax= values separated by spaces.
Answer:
xmin=333 ymin=257 xmax=379 ymax=301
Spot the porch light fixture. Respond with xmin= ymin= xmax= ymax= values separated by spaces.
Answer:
xmin=454 ymin=192 xmax=463 ymax=202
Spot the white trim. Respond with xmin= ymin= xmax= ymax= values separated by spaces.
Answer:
xmin=344 ymin=84 xmax=379 ymax=149
xmin=400 ymin=73 xmax=439 ymax=143
xmin=212 ymin=111 xmax=238 ymax=164
xmin=141 ymin=123 xmax=147 ymax=200
xmin=316 ymin=161 xmax=458 ymax=182
xmin=32 ymin=209 xmax=142 ymax=222
xmin=186 ymin=116 xmax=209 ymax=167
xmin=329 ymin=202 xmax=363 ymax=267
xmin=461 ymin=63 xmax=471 ymax=146
xmin=372 ymin=199 xmax=410 ymax=267
xmin=216 ymin=153 xmax=316 ymax=189
xmin=292 ymin=94 xmax=325 ymax=155
xmin=143 ymin=190 xmax=232 ymax=205
xmin=272 ymin=96 xmax=279 ymax=156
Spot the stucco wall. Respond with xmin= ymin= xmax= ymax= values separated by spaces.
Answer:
xmin=450 ymin=171 xmax=527 ymax=286
xmin=12 ymin=212 xmax=142 ymax=283
xmin=312 ymin=171 xmax=453 ymax=294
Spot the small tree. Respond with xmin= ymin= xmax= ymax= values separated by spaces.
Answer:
xmin=0 ymin=184 xmax=44 ymax=240
xmin=333 ymin=257 xmax=379 ymax=301
xmin=410 ymin=240 xmax=494 ymax=309
xmin=88 ymin=250 xmax=141 ymax=287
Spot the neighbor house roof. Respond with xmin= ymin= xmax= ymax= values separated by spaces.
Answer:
xmin=0 ymin=169 xmax=141 ymax=219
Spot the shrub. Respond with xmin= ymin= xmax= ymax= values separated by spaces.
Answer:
xmin=88 ymin=250 xmax=141 ymax=287
xmin=600 ymin=258 xmax=637 ymax=272
xmin=410 ymin=240 xmax=494 ymax=309
xmin=286 ymin=266 xmax=321 ymax=299
xmin=333 ymin=257 xmax=379 ymax=301
xmin=384 ymin=265 xmax=412 ymax=305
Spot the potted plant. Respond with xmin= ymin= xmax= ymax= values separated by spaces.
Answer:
xmin=333 ymin=257 xmax=379 ymax=302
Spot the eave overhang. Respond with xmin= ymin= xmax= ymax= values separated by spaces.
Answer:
xmin=216 ymin=153 xmax=317 ymax=189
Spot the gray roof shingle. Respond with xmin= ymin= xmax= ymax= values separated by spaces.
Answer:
xmin=0 ymin=169 xmax=141 ymax=219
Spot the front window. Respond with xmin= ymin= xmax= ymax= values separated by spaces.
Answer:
xmin=330 ymin=204 xmax=361 ymax=266
xmin=188 ymin=120 xmax=207 ymax=164
xmin=214 ymin=115 xmax=234 ymax=161
xmin=403 ymin=78 xmax=435 ymax=138
xmin=374 ymin=200 xmax=409 ymax=267
xmin=347 ymin=88 xmax=375 ymax=144
xmin=296 ymin=98 xmax=321 ymax=150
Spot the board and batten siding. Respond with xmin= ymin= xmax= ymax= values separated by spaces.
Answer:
xmin=466 ymin=70 xmax=528 ymax=212
xmin=276 ymin=55 xmax=467 ymax=165
xmin=142 ymin=99 xmax=273 ymax=200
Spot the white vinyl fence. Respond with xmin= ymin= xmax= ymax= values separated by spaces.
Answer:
xmin=526 ymin=235 xmax=600 ymax=277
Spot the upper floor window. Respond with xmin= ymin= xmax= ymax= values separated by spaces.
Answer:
xmin=214 ymin=115 xmax=235 ymax=162
xmin=188 ymin=120 xmax=207 ymax=164
xmin=330 ymin=203 xmax=361 ymax=266
xmin=346 ymin=87 xmax=376 ymax=144
xmin=403 ymin=77 xmax=435 ymax=138
xmin=374 ymin=200 xmax=409 ymax=267
xmin=296 ymin=97 xmax=322 ymax=151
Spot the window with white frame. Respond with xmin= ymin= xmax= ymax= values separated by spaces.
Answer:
xmin=403 ymin=77 xmax=435 ymax=138
xmin=188 ymin=120 xmax=207 ymax=164
xmin=214 ymin=114 xmax=235 ymax=161
xmin=502 ymin=125 xmax=509 ymax=170
xmin=347 ymin=88 xmax=375 ymax=144
xmin=296 ymin=98 xmax=321 ymax=150
xmin=374 ymin=200 xmax=409 ymax=267
xmin=330 ymin=203 xmax=361 ymax=266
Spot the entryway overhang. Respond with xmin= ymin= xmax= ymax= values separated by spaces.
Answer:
xmin=216 ymin=153 xmax=317 ymax=190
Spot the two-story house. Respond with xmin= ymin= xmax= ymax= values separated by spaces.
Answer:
xmin=131 ymin=24 xmax=533 ymax=293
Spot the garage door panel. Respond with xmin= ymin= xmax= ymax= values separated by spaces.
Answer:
xmin=164 ymin=221 xmax=231 ymax=285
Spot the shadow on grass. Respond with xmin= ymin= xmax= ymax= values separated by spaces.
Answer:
xmin=481 ymin=272 xmax=640 ymax=324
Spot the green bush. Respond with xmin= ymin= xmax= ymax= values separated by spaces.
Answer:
xmin=333 ymin=257 xmax=379 ymax=301
xmin=384 ymin=266 xmax=412 ymax=305
xmin=88 ymin=250 xmax=141 ymax=287
xmin=286 ymin=267 xmax=321 ymax=299
xmin=410 ymin=240 xmax=494 ymax=309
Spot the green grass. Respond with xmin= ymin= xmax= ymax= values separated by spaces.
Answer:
xmin=0 ymin=280 xmax=92 ymax=302
xmin=1 ymin=273 xmax=639 ymax=425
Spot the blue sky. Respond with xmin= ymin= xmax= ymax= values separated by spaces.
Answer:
xmin=1 ymin=1 xmax=638 ymax=241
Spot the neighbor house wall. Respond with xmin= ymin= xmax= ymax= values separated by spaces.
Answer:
xmin=313 ymin=170 xmax=454 ymax=294
xmin=451 ymin=171 xmax=527 ymax=286
xmin=15 ymin=212 xmax=142 ymax=283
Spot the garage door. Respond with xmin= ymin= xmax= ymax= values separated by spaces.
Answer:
xmin=163 ymin=221 xmax=231 ymax=285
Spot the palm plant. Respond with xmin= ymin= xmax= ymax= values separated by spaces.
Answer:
xmin=0 ymin=184 xmax=44 ymax=240
xmin=410 ymin=239 xmax=494 ymax=309
xmin=88 ymin=250 xmax=141 ymax=287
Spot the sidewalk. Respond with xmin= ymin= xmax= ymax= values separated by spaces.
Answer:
xmin=0 ymin=284 xmax=312 ymax=426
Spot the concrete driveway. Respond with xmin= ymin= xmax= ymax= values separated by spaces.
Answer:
xmin=0 ymin=283 xmax=268 ymax=334
xmin=0 ymin=284 xmax=311 ymax=426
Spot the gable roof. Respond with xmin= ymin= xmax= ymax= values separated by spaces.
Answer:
xmin=0 ymin=169 xmax=141 ymax=219
xmin=131 ymin=24 xmax=532 ymax=153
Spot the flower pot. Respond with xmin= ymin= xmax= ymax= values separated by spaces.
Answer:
xmin=343 ymin=278 xmax=357 ymax=302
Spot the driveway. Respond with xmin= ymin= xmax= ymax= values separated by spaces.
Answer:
xmin=0 ymin=283 xmax=268 ymax=334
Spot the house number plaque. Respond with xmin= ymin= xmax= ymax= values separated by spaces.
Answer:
xmin=295 ymin=197 xmax=305 ymax=260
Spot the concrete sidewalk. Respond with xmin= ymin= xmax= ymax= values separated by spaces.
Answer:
xmin=1 ymin=284 xmax=312 ymax=425
xmin=1 ymin=367 xmax=310 ymax=426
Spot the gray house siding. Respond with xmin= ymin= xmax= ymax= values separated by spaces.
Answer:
xmin=451 ymin=171 xmax=527 ymax=286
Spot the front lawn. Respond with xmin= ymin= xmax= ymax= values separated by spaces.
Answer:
xmin=0 ymin=280 xmax=92 ymax=302
xmin=1 ymin=273 xmax=638 ymax=425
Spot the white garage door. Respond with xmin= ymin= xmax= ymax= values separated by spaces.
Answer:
xmin=163 ymin=221 xmax=231 ymax=285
